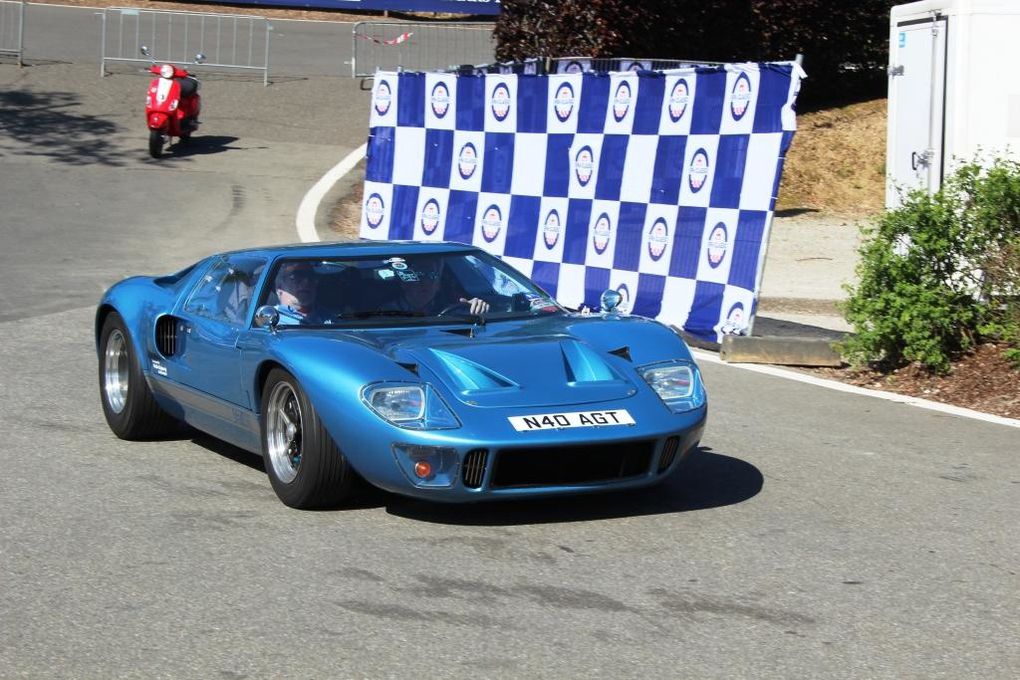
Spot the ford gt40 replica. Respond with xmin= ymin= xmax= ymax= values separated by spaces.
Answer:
xmin=96 ymin=241 xmax=707 ymax=509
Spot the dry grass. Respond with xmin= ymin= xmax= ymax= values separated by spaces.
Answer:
xmin=776 ymin=98 xmax=887 ymax=217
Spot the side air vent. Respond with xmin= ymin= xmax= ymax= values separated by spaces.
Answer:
xmin=462 ymin=449 xmax=489 ymax=489
xmin=658 ymin=436 xmax=680 ymax=474
xmin=155 ymin=316 xmax=179 ymax=357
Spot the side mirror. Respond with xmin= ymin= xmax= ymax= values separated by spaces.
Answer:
xmin=194 ymin=53 xmax=206 ymax=64
xmin=254 ymin=305 xmax=280 ymax=331
xmin=140 ymin=45 xmax=150 ymax=57
xmin=600 ymin=289 xmax=623 ymax=315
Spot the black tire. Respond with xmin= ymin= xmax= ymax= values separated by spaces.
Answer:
xmin=260 ymin=368 xmax=355 ymax=509
xmin=148 ymin=129 xmax=163 ymax=158
xmin=98 ymin=311 xmax=177 ymax=440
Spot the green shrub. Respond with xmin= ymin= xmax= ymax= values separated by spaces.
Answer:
xmin=841 ymin=159 xmax=1020 ymax=373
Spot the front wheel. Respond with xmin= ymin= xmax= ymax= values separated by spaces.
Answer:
xmin=148 ymin=129 xmax=164 ymax=158
xmin=98 ymin=311 xmax=177 ymax=439
xmin=261 ymin=368 xmax=356 ymax=509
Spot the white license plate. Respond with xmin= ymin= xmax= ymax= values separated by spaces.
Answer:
xmin=508 ymin=409 xmax=635 ymax=432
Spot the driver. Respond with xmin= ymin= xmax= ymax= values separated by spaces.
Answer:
xmin=388 ymin=258 xmax=489 ymax=316
xmin=274 ymin=261 xmax=321 ymax=325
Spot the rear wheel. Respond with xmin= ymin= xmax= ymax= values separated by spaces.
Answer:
xmin=261 ymin=368 xmax=355 ymax=509
xmin=98 ymin=312 xmax=177 ymax=439
xmin=148 ymin=129 xmax=164 ymax=158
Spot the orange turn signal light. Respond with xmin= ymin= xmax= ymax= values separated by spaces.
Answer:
xmin=414 ymin=460 xmax=433 ymax=479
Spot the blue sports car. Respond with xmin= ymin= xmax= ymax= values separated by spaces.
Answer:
xmin=96 ymin=241 xmax=707 ymax=509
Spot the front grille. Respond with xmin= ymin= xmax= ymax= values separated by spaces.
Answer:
xmin=490 ymin=441 xmax=654 ymax=489
xmin=155 ymin=316 xmax=178 ymax=357
xmin=462 ymin=449 xmax=489 ymax=489
xmin=658 ymin=436 xmax=680 ymax=474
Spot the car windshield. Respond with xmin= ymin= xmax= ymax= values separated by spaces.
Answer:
xmin=258 ymin=250 xmax=563 ymax=327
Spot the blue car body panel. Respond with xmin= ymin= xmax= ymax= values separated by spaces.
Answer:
xmin=97 ymin=241 xmax=707 ymax=502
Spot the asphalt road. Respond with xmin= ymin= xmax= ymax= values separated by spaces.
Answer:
xmin=1 ymin=6 xmax=1019 ymax=678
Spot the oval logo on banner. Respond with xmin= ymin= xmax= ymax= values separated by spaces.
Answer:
xmin=689 ymin=148 xmax=710 ymax=192
xmin=612 ymin=81 xmax=632 ymax=122
xmin=490 ymin=82 xmax=511 ymax=121
xmin=374 ymin=80 xmax=392 ymax=116
xmin=457 ymin=142 xmax=478 ymax=180
xmin=420 ymin=198 xmax=441 ymax=235
xmin=553 ymin=83 xmax=575 ymax=122
xmin=481 ymin=205 xmax=503 ymax=243
xmin=575 ymin=145 xmax=595 ymax=186
xmin=668 ymin=78 xmax=690 ymax=122
xmin=626 ymin=61 xmax=644 ymax=72
xmin=722 ymin=301 xmax=746 ymax=334
xmin=365 ymin=193 xmax=385 ymax=229
xmin=542 ymin=209 xmax=562 ymax=249
xmin=592 ymin=213 xmax=612 ymax=254
xmin=647 ymin=218 xmax=669 ymax=261
xmin=706 ymin=222 xmax=729 ymax=268
xmin=564 ymin=61 xmax=585 ymax=74
xmin=730 ymin=72 xmax=752 ymax=121
xmin=430 ymin=81 xmax=450 ymax=119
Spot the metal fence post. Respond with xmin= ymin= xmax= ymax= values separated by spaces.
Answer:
xmin=99 ymin=9 xmax=107 ymax=77
xmin=17 ymin=0 xmax=24 ymax=67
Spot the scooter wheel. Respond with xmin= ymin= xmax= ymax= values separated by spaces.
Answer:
xmin=148 ymin=129 xmax=164 ymax=158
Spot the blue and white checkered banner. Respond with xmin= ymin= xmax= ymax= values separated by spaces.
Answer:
xmin=360 ymin=63 xmax=804 ymax=342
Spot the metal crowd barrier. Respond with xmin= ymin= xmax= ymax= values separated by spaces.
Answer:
xmin=100 ymin=7 xmax=272 ymax=85
xmin=0 ymin=0 xmax=25 ymax=66
xmin=352 ymin=21 xmax=494 ymax=78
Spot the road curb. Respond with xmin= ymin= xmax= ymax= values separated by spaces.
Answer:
xmin=719 ymin=335 xmax=843 ymax=367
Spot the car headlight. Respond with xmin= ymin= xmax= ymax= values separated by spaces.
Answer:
xmin=638 ymin=361 xmax=706 ymax=413
xmin=362 ymin=382 xmax=460 ymax=430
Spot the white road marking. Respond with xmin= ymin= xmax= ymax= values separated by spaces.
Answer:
xmin=295 ymin=142 xmax=366 ymax=243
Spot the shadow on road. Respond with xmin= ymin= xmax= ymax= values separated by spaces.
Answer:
xmin=187 ymin=434 xmax=762 ymax=523
xmin=384 ymin=446 xmax=763 ymax=525
xmin=0 ymin=88 xmax=125 ymax=166
xmin=163 ymin=134 xmax=241 ymax=158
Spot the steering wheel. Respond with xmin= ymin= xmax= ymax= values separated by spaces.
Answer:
xmin=436 ymin=300 xmax=470 ymax=317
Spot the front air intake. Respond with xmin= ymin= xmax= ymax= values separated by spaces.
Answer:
xmin=155 ymin=316 xmax=178 ymax=357
xmin=490 ymin=441 xmax=654 ymax=489
xmin=658 ymin=436 xmax=680 ymax=474
xmin=462 ymin=449 xmax=489 ymax=489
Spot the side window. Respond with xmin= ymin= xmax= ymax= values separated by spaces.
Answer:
xmin=183 ymin=256 xmax=266 ymax=324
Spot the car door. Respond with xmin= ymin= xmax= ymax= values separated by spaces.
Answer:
xmin=176 ymin=254 xmax=266 ymax=408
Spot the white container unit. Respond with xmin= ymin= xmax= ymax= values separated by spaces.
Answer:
xmin=887 ymin=0 xmax=1020 ymax=207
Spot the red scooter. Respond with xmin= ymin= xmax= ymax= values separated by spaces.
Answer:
xmin=141 ymin=46 xmax=204 ymax=158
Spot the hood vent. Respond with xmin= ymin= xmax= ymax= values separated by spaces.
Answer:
xmin=430 ymin=349 xmax=517 ymax=392
xmin=560 ymin=340 xmax=616 ymax=384
xmin=609 ymin=346 xmax=632 ymax=362
xmin=397 ymin=361 xmax=419 ymax=376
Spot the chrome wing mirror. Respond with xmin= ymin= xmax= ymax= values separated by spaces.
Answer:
xmin=254 ymin=305 xmax=280 ymax=331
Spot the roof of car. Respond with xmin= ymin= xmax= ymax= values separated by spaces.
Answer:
xmin=218 ymin=240 xmax=479 ymax=260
